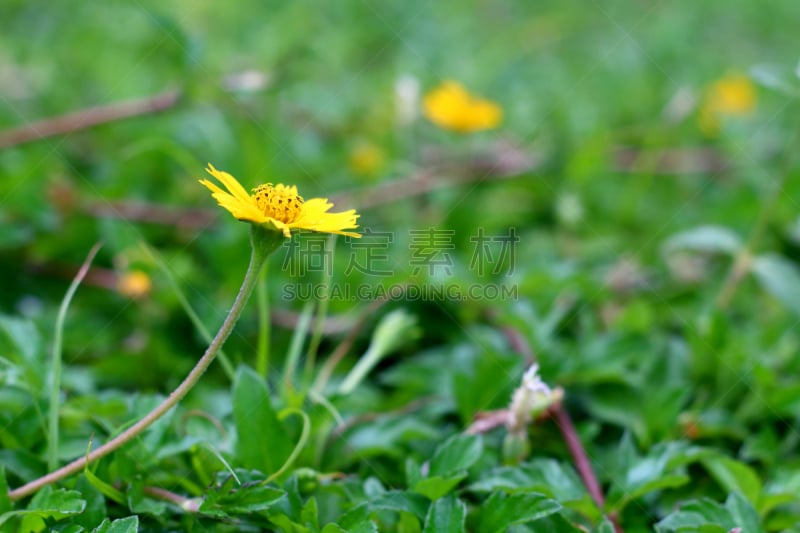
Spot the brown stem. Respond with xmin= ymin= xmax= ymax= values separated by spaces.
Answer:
xmin=0 ymin=90 xmax=180 ymax=149
xmin=143 ymin=486 xmax=200 ymax=512
xmin=551 ymin=405 xmax=605 ymax=509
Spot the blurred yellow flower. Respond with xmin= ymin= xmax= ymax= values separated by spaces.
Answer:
xmin=699 ymin=73 xmax=757 ymax=134
xmin=117 ymin=270 xmax=152 ymax=299
xmin=423 ymin=81 xmax=502 ymax=133
xmin=348 ymin=142 xmax=385 ymax=177
xmin=199 ymin=164 xmax=361 ymax=238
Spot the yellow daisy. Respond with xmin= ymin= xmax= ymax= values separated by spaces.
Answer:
xmin=199 ymin=164 xmax=361 ymax=238
xmin=423 ymin=81 xmax=502 ymax=133
xmin=698 ymin=72 xmax=757 ymax=135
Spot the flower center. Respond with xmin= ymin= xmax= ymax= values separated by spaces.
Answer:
xmin=252 ymin=183 xmax=304 ymax=223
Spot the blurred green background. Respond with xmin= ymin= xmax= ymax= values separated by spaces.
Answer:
xmin=3 ymin=0 xmax=800 ymax=530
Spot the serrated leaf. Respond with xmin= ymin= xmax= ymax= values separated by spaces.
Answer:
xmin=200 ymin=475 xmax=285 ymax=517
xmin=655 ymin=499 xmax=729 ymax=532
xmin=233 ymin=366 xmax=294 ymax=474
xmin=468 ymin=459 xmax=598 ymax=520
xmin=423 ymin=495 xmax=465 ymax=533
xmin=724 ymin=492 xmax=763 ymax=533
xmin=338 ymin=503 xmax=378 ymax=533
xmin=750 ymin=254 xmax=800 ymax=316
xmin=28 ymin=487 xmax=86 ymax=516
xmin=663 ymin=225 xmax=742 ymax=256
xmin=0 ymin=487 xmax=86 ymax=530
xmin=476 ymin=491 xmax=561 ymax=532
xmin=655 ymin=495 xmax=762 ymax=533
xmin=91 ymin=516 xmax=139 ymax=533
xmin=428 ymin=434 xmax=483 ymax=477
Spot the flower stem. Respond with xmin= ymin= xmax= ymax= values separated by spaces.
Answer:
xmin=9 ymin=228 xmax=279 ymax=501
xmin=256 ymin=261 xmax=270 ymax=378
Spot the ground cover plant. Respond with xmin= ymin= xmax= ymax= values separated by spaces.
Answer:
xmin=2 ymin=0 xmax=800 ymax=531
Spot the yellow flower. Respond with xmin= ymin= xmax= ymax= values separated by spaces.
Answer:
xmin=698 ymin=73 xmax=757 ymax=134
xmin=117 ymin=270 xmax=152 ymax=299
xmin=199 ymin=164 xmax=361 ymax=238
xmin=423 ymin=81 xmax=502 ymax=133
xmin=348 ymin=142 xmax=385 ymax=178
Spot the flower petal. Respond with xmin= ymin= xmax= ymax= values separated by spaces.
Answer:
xmin=199 ymin=178 xmax=265 ymax=222
xmin=206 ymin=164 xmax=252 ymax=204
xmin=291 ymin=198 xmax=360 ymax=237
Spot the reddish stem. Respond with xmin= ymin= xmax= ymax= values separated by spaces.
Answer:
xmin=493 ymin=314 xmax=623 ymax=532
xmin=0 ymin=90 xmax=180 ymax=148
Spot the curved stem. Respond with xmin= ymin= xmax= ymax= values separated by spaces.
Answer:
xmin=261 ymin=408 xmax=311 ymax=485
xmin=10 ymin=230 xmax=276 ymax=501
xmin=49 ymin=243 xmax=102 ymax=472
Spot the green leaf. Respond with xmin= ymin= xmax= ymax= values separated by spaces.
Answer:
xmin=91 ymin=516 xmax=139 ymax=533
xmin=405 ymin=458 xmax=422 ymax=488
xmin=595 ymin=518 xmax=617 ymax=533
xmin=300 ymin=497 xmax=319 ymax=531
xmin=750 ymin=64 xmax=800 ymax=95
xmin=0 ymin=487 xmax=86 ymax=531
xmin=451 ymin=346 xmax=521 ymax=423
xmin=724 ymin=492 xmax=763 ymax=533
xmin=200 ymin=474 xmax=285 ymax=517
xmin=608 ymin=441 xmax=709 ymax=511
xmin=750 ymin=253 xmax=800 ymax=316
xmin=338 ymin=503 xmax=378 ymax=533
xmin=428 ymin=434 xmax=483 ymax=477
xmin=370 ymin=491 xmax=430 ymax=519
xmin=469 ymin=459 xmax=586 ymax=501
xmin=0 ymin=314 xmax=41 ymax=362
xmin=27 ymin=487 xmax=86 ymax=516
xmin=414 ymin=474 xmax=467 ymax=501
xmin=321 ymin=524 xmax=348 ymax=533
xmin=127 ymin=482 xmax=167 ymax=517
xmin=73 ymin=477 xmax=106 ymax=530
xmin=476 ymin=491 xmax=561 ymax=533
xmin=468 ymin=459 xmax=597 ymax=520
xmin=663 ymin=225 xmax=742 ymax=256
xmin=701 ymin=456 xmax=762 ymax=507
xmin=0 ymin=466 xmax=10 ymax=514
xmin=655 ymin=499 xmax=730 ymax=532
xmin=269 ymin=514 xmax=315 ymax=533
xmin=233 ymin=366 xmax=294 ymax=474
xmin=83 ymin=449 xmax=125 ymax=505
xmin=655 ymin=494 xmax=764 ymax=533
xmin=422 ymin=495 xmax=465 ymax=533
